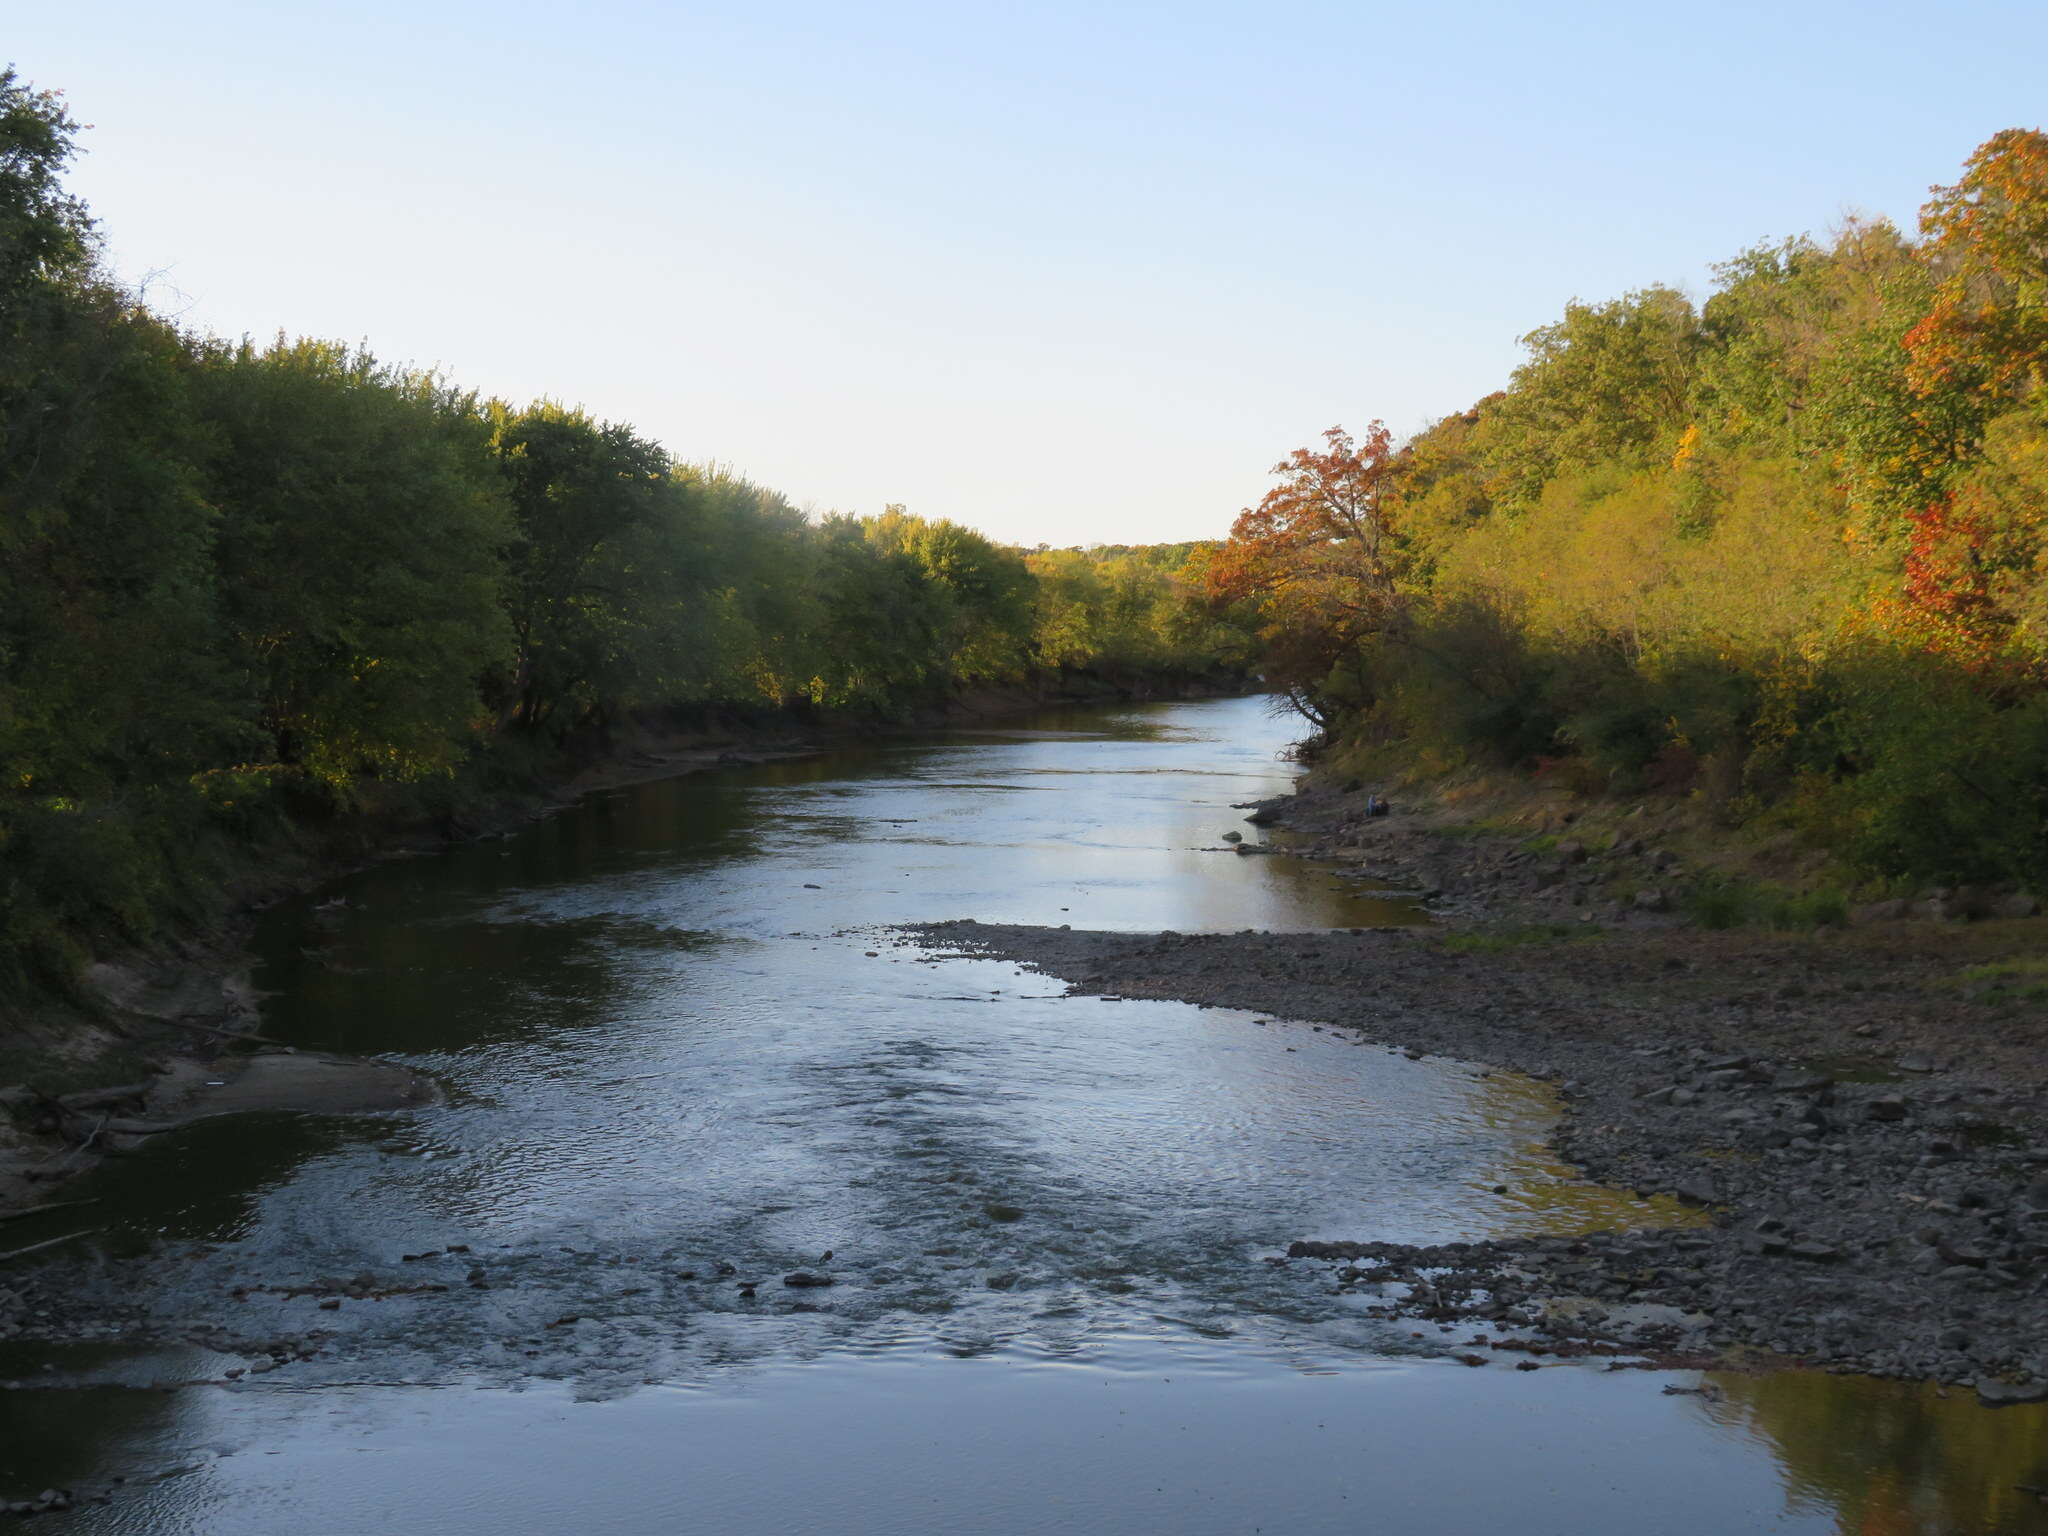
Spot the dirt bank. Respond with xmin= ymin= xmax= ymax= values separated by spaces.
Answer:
xmin=908 ymin=789 xmax=2048 ymax=1400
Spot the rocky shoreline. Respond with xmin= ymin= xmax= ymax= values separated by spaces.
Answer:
xmin=908 ymin=786 xmax=2048 ymax=1402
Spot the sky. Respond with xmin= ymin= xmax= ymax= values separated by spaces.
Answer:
xmin=12 ymin=2 xmax=2048 ymax=547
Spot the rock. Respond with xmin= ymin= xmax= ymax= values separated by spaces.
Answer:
xmin=985 ymin=1271 xmax=1020 ymax=1290
xmin=1935 ymin=1240 xmax=1986 ymax=1269
xmin=1221 ymin=831 xmax=1243 ymax=843
xmin=983 ymin=1203 xmax=1025 ymax=1223
xmin=1777 ymin=1073 xmax=1835 ymax=1095
xmin=1996 ymin=891 xmax=2040 ymax=919
xmin=782 ymin=1271 xmax=835 ymax=1288
xmin=1976 ymin=1378 xmax=2048 ymax=1407
xmin=1633 ymin=887 xmax=1670 ymax=913
xmin=1896 ymin=1052 xmax=1939 ymax=1074
xmin=1786 ymin=1243 xmax=1841 ymax=1262
xmin=317 ymin=1297 xmax=341 ymax=1311
xmin=1867 ymin=1097 xmax=1910 ymax=1122
xmin=1556 ymin=841 xmax=1589 ymax=865
xmin=1245 ymin=806 xmax=1280 ymax=827
xmin=1675 ymin=1176 xmax=1719 ymax=1206
xmin=1669 ymin=1087 xmax=1697 ymax=1107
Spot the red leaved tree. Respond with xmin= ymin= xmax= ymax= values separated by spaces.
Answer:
xmin=1206 ymin=423 xmax=1401 ymax=728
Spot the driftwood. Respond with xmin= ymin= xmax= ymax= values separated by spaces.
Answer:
xmin=148 ymin=1017 xmax=274 ymax=1046
xmin=92 ymin=1117 xmax=179 ymax=1136
xmin=0 ymin=1228 xmax=97 ymax=1264
xmin=0 ymin=1199 xmax=99 ymax=1225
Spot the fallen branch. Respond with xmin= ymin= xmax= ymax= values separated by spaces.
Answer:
xmin=0 ymin=1228 xmax=97 ymax=1264
xmin=148 ymin=1017 xmax=275 ymax=1046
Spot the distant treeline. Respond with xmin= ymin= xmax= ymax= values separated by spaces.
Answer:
xmin=0 ymin=70 xmax=1256 ymax=991
xmin=1213 ymin=127 xmax=2048 ymax=891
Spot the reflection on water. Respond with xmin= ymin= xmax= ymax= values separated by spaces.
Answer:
xmin=1707 ymin=1371 xmax=2048 ymax=1536
xmin=0 ymin=698 xmax=2035 ymax=1534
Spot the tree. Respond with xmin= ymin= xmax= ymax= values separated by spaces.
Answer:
xmin=1479 ymin=287 xmax=1699 ymax=512
xmin=1908 ymin=128 xmax=2048 ymax=409
xmin=487 ymin=402 xmax=672 ymax=732
xmin=197 ymin=339 xmax=513 ymax=784
xmin=0 ymin=67 xmax=92 ymax=312
xmin=1207 ymin=423 xmax=1401 ymax=726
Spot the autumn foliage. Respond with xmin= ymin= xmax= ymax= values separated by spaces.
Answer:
xmin=1205 ymin=424 xmax=1400 ymax=726
xmin=1216 ymin=127 xmax=2048 ymax=888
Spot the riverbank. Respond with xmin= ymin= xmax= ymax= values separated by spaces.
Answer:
xmin=0 ymin=675 xmax=1250 ymax=1217
xmin=909 ymin=784 xmax=2048 ymax=1398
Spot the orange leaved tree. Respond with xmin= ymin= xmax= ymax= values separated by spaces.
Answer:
xmin=1206 ymin=423 xmax=1402 ymax=729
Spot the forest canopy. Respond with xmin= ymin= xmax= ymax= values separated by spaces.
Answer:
xmin=0 ymin=68 xmax=1254 ymax=993
xmin=1211 ymin=126 xmax=2048 ymax=891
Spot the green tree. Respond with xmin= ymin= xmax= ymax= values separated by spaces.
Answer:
xmin=197 ymin=338 xmax=512 ymax=785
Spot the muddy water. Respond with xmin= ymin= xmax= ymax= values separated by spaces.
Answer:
xmin=6 ymin=697 xmax=2046 ymax=1534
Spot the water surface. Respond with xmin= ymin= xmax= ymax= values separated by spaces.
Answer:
xmin=5 ymin=697 xmax=2043 ymax=1533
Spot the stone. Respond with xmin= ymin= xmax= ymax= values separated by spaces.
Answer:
xmin=1976 ymin=1378 xmax=2048 ymax=1407
xmin=1675 ymin=1176 xmax=1719 ymax=1206
xmin=1896 ymin=1052 xmax=1939 ymax=1074
xmin=1221 ymin=831 xmax=1242 ymax=843
xmin=1935 ymin=1240 xmax=1986 ymax=1269
xmin=1786 ymin=1243 xmax=1841 ymax=1262
xmin=782 ymin=1271 xmax=835 ymax=1288
xmin=1633 ymin=887 xmax=1670 ymax=913
xmin=983 ymin=1203 xmax=1025 ymax=1222
xmin=1556 ymin=840 xmax=1589 ymax=865
xmin=1996 ymin=891 xmax=2040 ymax=919
xmin=985 ymin=1271 xmax=1020 ymax=1290
xmin=1867 ymin=1097 xmax=1909 ymax=1122
xmin=1777 ymin=1073 xmax=1835 ymax=1095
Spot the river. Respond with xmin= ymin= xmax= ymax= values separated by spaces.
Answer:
xmin=2 ymin=695 xmax=2038 ymax=1533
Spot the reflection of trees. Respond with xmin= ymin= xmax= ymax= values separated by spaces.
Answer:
xmin=1708 ymin=1370 xmax=2048 ymax=1535
xmin=1470 ymin=1074 xmax=1703 ymax=1236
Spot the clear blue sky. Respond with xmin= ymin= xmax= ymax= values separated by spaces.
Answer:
xmin=13 ymin=2 xmax=2047 ymax=546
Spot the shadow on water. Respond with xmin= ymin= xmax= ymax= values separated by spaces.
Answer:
xmin=2 ymin=698 xmax=2037 ymax=1534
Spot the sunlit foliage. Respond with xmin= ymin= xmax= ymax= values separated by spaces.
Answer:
xmin=1216 ymin=126 xmax=2048 ymax=888
xmin=0 ymin=69 xmax=1256 ymax=993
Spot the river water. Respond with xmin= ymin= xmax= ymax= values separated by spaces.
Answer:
xmin=4 ymin=696 xmax=2043 ymax=1533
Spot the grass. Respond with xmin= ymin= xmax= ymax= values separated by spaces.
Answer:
xmin=1433 ymin=818 xmax=1530 ymax=840
xmin=1954 ymin=955 xmax=2048 ymax=1003
xmin=1439 ymin=922 xmax=1605 ymax=955
xmin=1683 ymin=874 xmax=1849 ymax=931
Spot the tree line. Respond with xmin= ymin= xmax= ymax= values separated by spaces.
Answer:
xmin=1212 ymin=127 xmax=2048 ymax=893
xmin=0 ymin=69 xmax=1255 ymax=993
